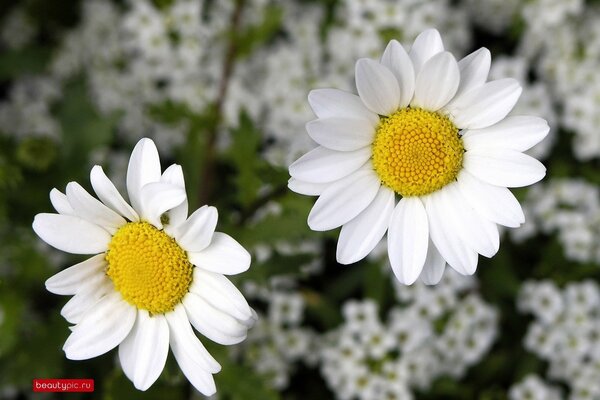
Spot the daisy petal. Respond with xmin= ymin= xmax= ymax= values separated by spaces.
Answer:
xmin=457 ymin=170 xmax=525 ymax=228
xmin=455 ymin=48 xmax=491 ymax=97
xmin=119 ymin=310 xmax=169 ymax=391
xmin=425 ymin=191 xmax=478 ymax=275
xmin=190 ymin=268 xmax=253 ymax=321
xmin=50 ymin=188 xmax=75 ymax=215
xmin=289 ymin=146 xmax=371 ymax=183
xmin=45 ymin=253 xmax=106 ymax=295
xmin=61 ymin=277 xmax=111 ymax=324
xmin=464 ymin=148 xmax=546 ymax=187
xmin=444 ymin=183 xmax=500 ymax=258
xmin=287 ymin=178 xmax=328 ymax=196
xmin=420 ymin=240 xmax=446 ymax=285
xmin=412 ymin=51 xmax=460 ymax=111
xmin=184 ymin=294 xmax=248 ymax=345
xmin=308 ymin=88 xmax=379 ymax=124
xmin=166 ymin=305 xmax=221 ymax=373
xmin=139 ymin=182 xmax=186 ymax=229
xmin=446 ymin=78 xmax=522 ymax=129
xmin=66 ymin=182 xmax=125 ymax=234
xmin=33 ymin=213 xmax=111 ymax=254
xmin=388 ymin=197 xmax=429 ymax=285
xmin=188 ymin=232 xmax=250 ymax=275
xmin=409 ymin=29 xmax=444 ymax=75
xmin=381 ymin=40 xmax=415 ymax=107
xmin=167 ymin=305 xmax=219 ymax=396
xmin=306 ymin=117 xmax=375 ymax=152
xmin=308 ymin=167 xmax=380 ymax=231
xmin=175 ymin=206 xmax=218 ymax=253
xmin=337 ymin=186 xmax=395 ymax=264
xmin=90 ymin=166 xmax=139 ymax=221
xmin=127 ymin=138 xmax=161 ymax=213
xmin=161 ymin=164 xmax=188 ymax=230
xmin=462 ymin=116 xmax=550 ymax=152
xmin=355 ymin=58 xmax=400 ymax=115
xmin=63 ymin=292 xmax=135 ymax=360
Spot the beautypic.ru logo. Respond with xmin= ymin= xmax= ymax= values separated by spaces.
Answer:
xmin=33 ymin=379 xmax=94 ymax=392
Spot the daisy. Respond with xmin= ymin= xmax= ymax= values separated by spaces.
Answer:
xmin=289 ymin=29 xmax=548 ymax=285
xmin=32 ymin=138 xmax=255 ymax=395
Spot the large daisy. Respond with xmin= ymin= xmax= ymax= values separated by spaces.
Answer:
xmin=289 ymin=29 xmax=548 ymax=285
xmin=32 ymin=138 xmax=254 ymax=395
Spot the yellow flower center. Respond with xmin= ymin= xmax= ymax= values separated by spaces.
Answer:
xmin=106 ymin=222 xmax=193 ymax=314
xmin=371 ymin=108 xmax=464 ymax=197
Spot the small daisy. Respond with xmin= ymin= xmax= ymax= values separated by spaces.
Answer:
xmin=32 ymin=138 xmax=255 ymax=395
xmin=289 ymin=29 xmax=548 ymax=285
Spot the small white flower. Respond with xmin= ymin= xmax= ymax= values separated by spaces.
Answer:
xmin=32 ymin=138 xmax=255 ymax=395
xmin=289 ymin=28 xmax=549 ymax=285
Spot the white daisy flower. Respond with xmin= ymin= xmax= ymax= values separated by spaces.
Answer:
xmin=289 ymin=29 xmax=548 ymax=285
xmin=32 ymin=138 xmax=255 ymax=395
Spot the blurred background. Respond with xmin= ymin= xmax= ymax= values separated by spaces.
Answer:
xmin=0 ymin=0 xmax=599 ymax=399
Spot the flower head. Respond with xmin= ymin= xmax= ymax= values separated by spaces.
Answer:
xmin=289 ymin=29 xmax=549 ymax=285
xmin=33 ymin=138 xmax=255 ymax=395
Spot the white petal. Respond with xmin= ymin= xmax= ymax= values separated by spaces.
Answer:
xmin=66 ymin=182 xmax=126 ymax=234
xmin=287 ymin=178 xmax=328 ymax=196
xmin=176 ymin=206 xmax=218 ymax=252
xmin=307 ymin=167 xmax=380 ymax=231
xmin=457 ymin=170 xmax=525 ymax=228
xmin=60 ymin=277 xmax=111 ymax=324
xmin=308 ymin=88 xmax=379 ymax=124
xmin=127 ymin=138 xmax=161 ymax=213
xmin=336 ymin=186 xmax=395 ymax=264
xmin=464 ymin=148 xmax=546 ymax=188
xmin=190 ymin=268 xmax=252 ymax=321
xmin=409 ymin=29 xmax=444 ymax=75
xmin=90 ymin=165 xmax=138 ymax=221
xmin=387 ymin=197 xmax=429 ymax=285
xmin=166 ymin=304 xmax=221 ymax=373
xmin=63 ymin=292 xmax=135 ymax=360
xmin=289 ymin=146 xmax=371 ymax=184
xmin=118 ymin=310 xmax=169 ymax=391
xmin=184 ymin=293 xmax=248 ymax=345
xmin=355 ymin=58 xmax=400 ymax=115
xmin=33 ymin=213 xmax=111 ymax=254
xmin=45 ymin=253 xmax=106 ymax=295
xmin=306 ymin=117 xmax=375 ymax=152
xmin=455 ymin=48 xmax=491 ymax=98
xmin=462 ymin=116 xmax=550 ymax=152
xmin=140 ymin=182 xmax=186 ymax=229
xmin=188 ymin=232 xmax=250 ymax=275
xmin=444 ymin=183 xmax=500 ymax=258
xmin=412 ymin=51 xmax=460 ymax=111
xmin=50 ymin=188 xmax=75 ymax=215
xmin=381 ymin=40 xmax=415 ymax=108
xmin=445 ymin=78 xmax=522 ymax=129
xmin=420 ymin=240 xmax=446 ymax=285
xmin=425 ymin=191 xmax=478 ymax=275
xmin=161 ymin=164 xmax=188 ymax=230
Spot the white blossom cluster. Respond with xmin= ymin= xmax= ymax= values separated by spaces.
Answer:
xmin=320 ymin=271 xmax=498 ymax=400
xmin=518 ymin=280 xmax=600 ymax=399
xmin=233 ymin=282 xmax=316 ymax=389
xmin=508 ymin=374 xmax=562 ymax=400
xmin=0 ymin=6 xmax=36 ymax=50
xmin=512 ymin=179 xmax=600 ymax=264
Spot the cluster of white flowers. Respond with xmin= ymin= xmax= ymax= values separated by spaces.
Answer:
xmin=0 ymin=77 xmax=61 ymax=142
xmin=0 ymin=6 xmax=36 ymax=50
xmin=320 ymin=271 xmax=498 ymax=400
xmin=508 ymin=374 xmax=562 ymax=400
xmin=512 ymin=179 xmax=600 ymax=264
xmin=234 ymin=283 xmax=316 ymax=389
xmin=518 ymin=280 xmax=600 ymax=399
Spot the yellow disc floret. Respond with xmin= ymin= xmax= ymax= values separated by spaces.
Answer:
xmin=106 ymin=222 xmax=193 ymax=314
xmin=372 ymin=108 xmax=464 ymax=197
